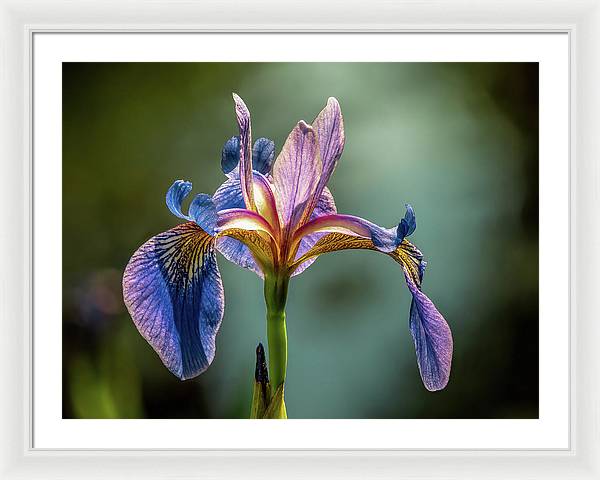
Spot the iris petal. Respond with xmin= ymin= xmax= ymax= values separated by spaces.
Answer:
xmin=216 ymin=208 xmax=277 ymax=273
xmin=303 ymin=97 xmax=345 ymax=220
xmin=221 ymin=136 xmax=240 ymax=175
xmin=272 ymin=120 xmax=323 ymax=235
xmin=404 ymin=271 xmax=453 ymax=391
xmin=212 ymin=172 xmax=280 ymax=276
xmin=232 ymin=93 xmax=255 ymax=211
xmin=213 ymin=174 xmax=260 ymax=275
xmin=289 ymin=232 xmax=452 ymax=391
xmin=189 ymin=193 xmax=217 ymax=234
xmin=292 ymin=187 xmax=337 ymax=276
xmin=166 ymin=180 xmax=193 ymax=220
xmin=253 ymin=137 xmax=275 ymax=175
xmin=292 ymin=212 xmax=403 ymax=255
xmin=217 ymin=208 xmax=277 ymax=242
xmin=122 ymin=222 xmax=224 ymax=380
xmin=397 ymin=204 xmax=416 ymax=243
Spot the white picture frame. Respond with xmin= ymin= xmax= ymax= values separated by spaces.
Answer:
xmin=1 ymin=1 xmax=598 ymax=478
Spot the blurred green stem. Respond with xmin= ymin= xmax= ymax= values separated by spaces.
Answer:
xmin=264 ymin=274 xmax=289 ymax=390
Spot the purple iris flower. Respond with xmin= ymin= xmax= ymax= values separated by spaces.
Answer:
xmin=123 ymin=94 xmax=453 ymax=403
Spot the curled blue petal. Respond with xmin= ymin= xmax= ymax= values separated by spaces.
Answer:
xmin=123 ymin=222 xmax=224 ymax=380
xmin=166 ymin=180 xmax=193 ymax=219
xmin=397 ymin=204 xmax=416 ymax=243
xmin=370 ymin=224 xmax=402 ymax=253
xmin=189 ymin=193 xmax=217 ymax=235
xmin=221 ymin=136 xmax=240 ymax=174
xmin=252 ymin=137 xmax=275 ymax=174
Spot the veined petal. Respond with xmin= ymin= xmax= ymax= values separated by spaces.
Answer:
xmin=292 ymin=187 xmax=337 ymax=276
xmin=253 ymin=137 xmax=275 ymax=175
xmin=188 ymin=193 xmax=217 ymax=234
xmin=289 ymin=232 xmax=452 ymax=391
xmin=233 ymin=93 xmax=255 ymax=211
xmin=303 ymin=97 xmax=345 ymax=220
xmin=272 ymin=120 xmax=323 ymax=235
xmin=123 ymin=222 xmax=224 ymax=380
xmin=221 ymin=136 xmax=240 ymax=175
xmin=166 ymin=181 xmax=218 ymax=235
xmin=216 ymin=208 xmax=278 ymax=273
xmin=213 ymin=174 xmax=260 ymax=275
xmin=217 ymin=227 xmax=274 ymax=275
xmin=292 ymin=205 xmax=417 ymax=256
xmin=404 ymin=270 xmax=453 ymax=391
xmin=215 ymin=235 xmax=263 ymax=277
xmin=166 ymin=180 xmax=193 ymax=220
xmin=217 ymin=208 xmax=277 ymax=242
xmin=251 ymin=171 xmax=281 ymax=234
xmin=221 ymin=136 xmax=276 ymax=177
xmin=212 ymin=172 xmax=280 ymax=275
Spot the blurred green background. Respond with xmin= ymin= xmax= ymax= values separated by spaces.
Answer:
xmin=62 ymin=62 xmax=538 ymax=419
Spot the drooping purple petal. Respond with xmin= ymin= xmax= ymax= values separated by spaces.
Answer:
xmin=287 ymin=229 xmax=452 ymax=391
xmin=232 ymin=93 xmax=255 ymax=211
xmin=292 ymin=187 xmax=337 ymax=276
xmin=122 ymin=222 xmax=224 ymax=380
xmin=292 ymin=205 xmax=417 ymax=255
xmin=403 ymin=269 xmax=453 ymax=391
xmin=272 ymin=120 xmax=322 ymax=235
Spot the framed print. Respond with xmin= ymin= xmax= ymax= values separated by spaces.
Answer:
xmin=1 ymin=1 xmax=599 ymax=479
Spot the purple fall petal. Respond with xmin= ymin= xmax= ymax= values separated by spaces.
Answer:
xmin=403 ymin=270 xmax=453 ymax=391
xmin=293 ymin=213 xmax=401 ymax=253
xmin=122 ymin=223 xmax=224 ymax=380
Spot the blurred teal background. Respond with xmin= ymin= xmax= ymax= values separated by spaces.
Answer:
xmin=62 ymin=62 xmax=538 ymax=419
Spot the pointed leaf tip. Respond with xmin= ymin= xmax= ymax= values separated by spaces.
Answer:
xmin=255 ymin=342 xmax=269 ymax=384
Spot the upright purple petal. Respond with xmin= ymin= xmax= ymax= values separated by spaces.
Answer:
xmin=303 ymin=97 xmax=345 ymax=217
xmin=123 ymin=223 xmax=224 ymax=380
xmin=403 ymin=270 xmax=453 ymax=391
xmin=272 ymin=120 xmax=322 ymax=235
xmin=232 ymin=93 xmax=255 ymax=211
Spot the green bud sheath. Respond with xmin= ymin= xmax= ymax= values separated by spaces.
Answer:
xmin=250 ymin=342 xmax=287 ymax=419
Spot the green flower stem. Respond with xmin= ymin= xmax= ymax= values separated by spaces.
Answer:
xmin=264 ymin=274 xmax=289 ymax=390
